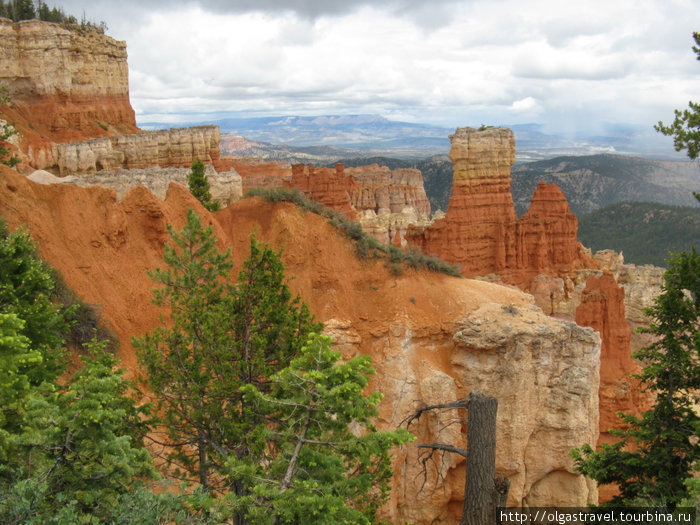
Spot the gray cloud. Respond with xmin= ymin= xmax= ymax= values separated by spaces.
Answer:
xmin=52 ymin=0 xmax=700 ymax=136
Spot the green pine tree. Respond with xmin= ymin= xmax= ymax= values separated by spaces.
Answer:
xmin=0 ymin=220 xmax=70 ymax=387
xmin=134 ymin=210 xmax=321 ymax=494
xmin=572 ymin=249 xmax=700 ymax=507
xmin=224 ymin=333 xmax=414 ymax=524
xmin=8 ymin=340 xmax=157 ymax=521
xmin=0 ymin=220 xmax=173 ymax=523
xmin=187 ymin=158 xmax=220 ymax=212
xmin=655 ymin=32 xmax=700 ymax=163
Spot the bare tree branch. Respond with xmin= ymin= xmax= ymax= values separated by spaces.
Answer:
xmin=416 ymin=442 xmax=469 ymax=458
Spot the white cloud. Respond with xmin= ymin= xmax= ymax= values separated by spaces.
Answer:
xmin=511 ymin=97 xmax=538 ymax=111
xmin=55 ymin=0 xmax=700 ymax=135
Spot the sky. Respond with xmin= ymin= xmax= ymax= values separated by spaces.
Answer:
xmin=57 ymin=0 xmax=700 ymax=140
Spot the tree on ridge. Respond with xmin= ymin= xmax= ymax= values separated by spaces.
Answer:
xmin=187 ymin=157 xmax=220 ymax=212
xmin=655 ymin=33 xmax=700 ymax=169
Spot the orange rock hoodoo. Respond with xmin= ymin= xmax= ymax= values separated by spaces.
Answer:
xmin=575 ymin=271 xmax=650 ymax=502
xmin=574 ymin=272 xmax=649 ymax=441
xmin=406 ymin=127 xmax=588 ymax=279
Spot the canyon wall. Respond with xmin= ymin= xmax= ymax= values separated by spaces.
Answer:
xmin=347 ymin=164 xmax=431 ymax=245
xmin=0 ymin=166 xmax=601 ymax=523
xmin=0 ymin=18 xmax=220 ymax=173
xmin=0 ymin=18 xmax=137 ymax=144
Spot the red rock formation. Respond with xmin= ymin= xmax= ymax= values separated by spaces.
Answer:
xmin=288 ymin=163 xmax=358 ymax=217
xmin=516 ymin=182 xmax=582 ymax=272
xmin=406 ymin=127 xmax=518 ymax=274
xmin=574 ymin=271 xmax=650 ymax=501
xmin=575 ymin=272 xmax=642 ymax=433
xmin=216 ymin=158 xmax=291 ymax=193
xmin=346 ymin=164 xmax=430 ymax=217
xmin=406 ymin=127 xmax=590 ymax=279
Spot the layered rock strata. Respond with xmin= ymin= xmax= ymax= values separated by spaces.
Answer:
xmin=0 ymin=166 xmax=602 ymax=523
xmin=405 ymin=127 xmax=589 ymax=279
xmin=53 ymin=126 xmax=221 ymax=174
xmin=288 ymin=163 xmax=358 ymax=216
xmin=0 ymin=18 xmax=220 ymax=175
xmin=0 ymin=18 xmax=137 ymax=143
xmin=220 ymin=158 xmax=433 ymax=244
xmin=347 ymin=164 xmax=432 ymax=245
xmin=30 ymin=164 xmax=242 ymax=206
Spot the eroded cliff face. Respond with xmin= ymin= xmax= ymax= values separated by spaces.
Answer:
xmin=216 ymin=158 xmax=433 ymax=245
xmin=0 ymin=18 xmax=137 ymax=145
xmin=347 ymin=164 xmax=431 ymax=245
xmin=52 ymin=126 xmax=221 ymax=174
xmin=405 ymin=127 xmax=590 ymax=281
xmin=289 ymin=163 xmax=359 ymax=217
xmin=0 ymin=166 xmax=601 ymax=523
xmin=0 ymin=18 xmax=221 ymax=173
xmin=30 ymin=163 xmax=242 ymax=206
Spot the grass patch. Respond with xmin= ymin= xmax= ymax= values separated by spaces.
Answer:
xmin=246 ymin=186 xmax=462 ymax=277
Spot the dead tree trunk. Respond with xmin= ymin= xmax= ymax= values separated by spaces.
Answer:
xmin=463 ymin=391 xmax=509 ymax=525
xmin=404 ymin=391 xmax=510 ymax=525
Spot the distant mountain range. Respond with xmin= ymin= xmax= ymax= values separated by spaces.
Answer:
xmin=329 ymin=154 xmax=700 ymax=218
xmin=143 ymin=114 xmax=686 ymax=161
xmin=510 ymin=154 xmax=699 ymax=216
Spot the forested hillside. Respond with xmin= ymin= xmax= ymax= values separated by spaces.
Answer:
xmin=578 ymin=202 xmax=700 ymax=267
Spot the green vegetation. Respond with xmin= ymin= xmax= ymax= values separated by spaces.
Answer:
xmin=572 ymin=250 xmax=700 ymax=507
xmin=187 ymin=158 xmax=220 ymax=212
xmin=0 ymin=85 xmax=18 ymax=168
xmin=655 ymin=32 xmax=700 ymax=162
xmin=0 ymin=219 xmax=183 ymax=523
xmin=0 ymin=0 xmax=108 ymax=32
xmin=225 ymin=333 xmax=413 ymax=523
xmin=578 ymin=201 xmax=700 ymax=267
xmin=246 ymin=186 xmax=462 ymax=277
xmin=135 ymin=209 xmax=411 ymax=523
xmin=0 ymin=220 xmax=71 ymax=381
xmin=134 ymin=210 xmax=321 ymax=490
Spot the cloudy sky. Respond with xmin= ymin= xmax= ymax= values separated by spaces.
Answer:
xmin=59 ymin=0 xmax=699 ymax=139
